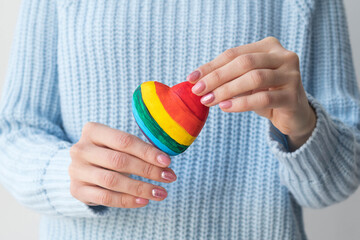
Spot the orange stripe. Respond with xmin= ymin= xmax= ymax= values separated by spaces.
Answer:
xmin=154 ymin=82 xmax=205 ymax=137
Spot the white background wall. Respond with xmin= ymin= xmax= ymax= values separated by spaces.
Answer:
xmin=0 ymin=0 xmax=359 ymax=239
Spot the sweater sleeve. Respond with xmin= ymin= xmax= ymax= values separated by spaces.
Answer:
xmin=267 ymin=0 xmax=360 ymax=208
xmin=0 ymin=0 xmax=112 ymax=218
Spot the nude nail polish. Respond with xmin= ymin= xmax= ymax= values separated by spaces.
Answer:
xmin=157 ymin=154 xmax=171 ymax=166
xmin=219 ymin=101 xmax=232 ymax=109
xmin=187 ymin=70 xmax=201 ymax=82
xmin=152 ymin=188 xmax=167 ymax=198
xmin=201 ymin=93 xmax=214 ymax=104
xmin=192 ymin=81 xmax=205 ymax=94
xmin=161 ymin=170 xmax=176 ymax=181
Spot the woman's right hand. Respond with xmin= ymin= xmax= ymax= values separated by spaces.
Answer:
xmin=69 ymin=122 xmax=177 ymax=208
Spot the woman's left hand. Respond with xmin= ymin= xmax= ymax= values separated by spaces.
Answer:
xmin=186 ymin=37 xmax=316 ymax=151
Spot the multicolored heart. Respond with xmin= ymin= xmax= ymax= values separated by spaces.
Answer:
xmin=132 ymin=81 xmax=209 ymax=156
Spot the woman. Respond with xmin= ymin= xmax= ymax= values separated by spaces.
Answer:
xmin=0 ymin=0 xmax=359 ymax=239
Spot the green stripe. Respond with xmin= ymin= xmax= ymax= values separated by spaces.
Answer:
xmin=133 ymin=86 xmax=188 ymax=153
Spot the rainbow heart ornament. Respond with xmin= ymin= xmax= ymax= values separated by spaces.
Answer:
xmin=132 ymin=81 xmax=209 ymax=156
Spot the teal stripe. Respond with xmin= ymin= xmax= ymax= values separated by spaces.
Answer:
xmin=132 ymin=98 xmax=179 ymax=156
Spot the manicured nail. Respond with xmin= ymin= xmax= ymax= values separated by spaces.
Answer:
xmin=152 ymin=188 xmax=168 ymax=198
xmin=87 ymin=202 xmax=99 ymax=206
xmin=192 ymin=81 xmax=205 ymax=94
xmin=161 ymin=170 xmax=177 ymax=181
xmin=186 ymin=70 xmax=201 ymax=82
xmin=135 ymin=197 xmax=149 ymax=205
xmin=201 ymin=93 xmax=214 ymax=105
xmin=157 ymin=154 xmax=171 ymax=166
xmin=219 ymin=100 xmax=232 ymax=109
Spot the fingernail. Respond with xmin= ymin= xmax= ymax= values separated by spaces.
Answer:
xmin=186 ymin=70 xmax=201 ymax=82
xmin=192 ymin=81 xmax=205 ymax=94
xmin=201 ymin=93 xmax=214 ymax=105
xmin=219 ymin=100 xmax=232 ymax=109
xmin=157 ymin=154 xmax=171 ymax=166
xmin=87 ymin=202 xmax=99 ymax=206
xmin=152 ymin=188 xmax=167 ymax=198
xmin=135 ymin=197 xmax=149 ymax=205
xmin=161 ymin=170 xmax=177 ymax=181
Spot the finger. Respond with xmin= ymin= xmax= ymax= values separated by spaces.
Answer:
xmin=77 ymin=145 xmax=177 ymax=183
xmin=193 ymin=53 xmax=283 ymax=96
xmin=72 ymin=183 xmax=150 ymax=208
xmin=218 ymin=89 xmax=290 ymax=113
xmin=201 ymin=69 xmax=286 ymax=107
xmin=83 ymin=122 xmax=171 ymax=167
xmin=187 ymin=36 xmax=283 ymax=84
xmin=72 ymin=164 xmax=168 ymax=201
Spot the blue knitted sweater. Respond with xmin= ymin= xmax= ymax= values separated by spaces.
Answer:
xmin=1 ymin=0 xmax=359 ymax=239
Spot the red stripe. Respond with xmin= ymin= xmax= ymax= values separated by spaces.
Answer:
xmin=154 ymin=82 xmax=206 ymax=137
xmin=171 ymin=81 xmax=209 ymax=122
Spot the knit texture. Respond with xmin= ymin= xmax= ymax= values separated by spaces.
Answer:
xmin=1 ymin=0 xmax=359 ymax=239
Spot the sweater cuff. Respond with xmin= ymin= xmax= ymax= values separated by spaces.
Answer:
xmin=267 ymin=92 xmax=346 ymax=183
xmin=41 ymin=142 xmax=113 ymax=218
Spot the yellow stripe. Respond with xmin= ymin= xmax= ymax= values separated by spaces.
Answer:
xmin=141 ymin=81 xmax=196 ymax=146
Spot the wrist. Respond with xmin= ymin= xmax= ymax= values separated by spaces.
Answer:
xmin=287 ymin=103 xmax=317 ymax=151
